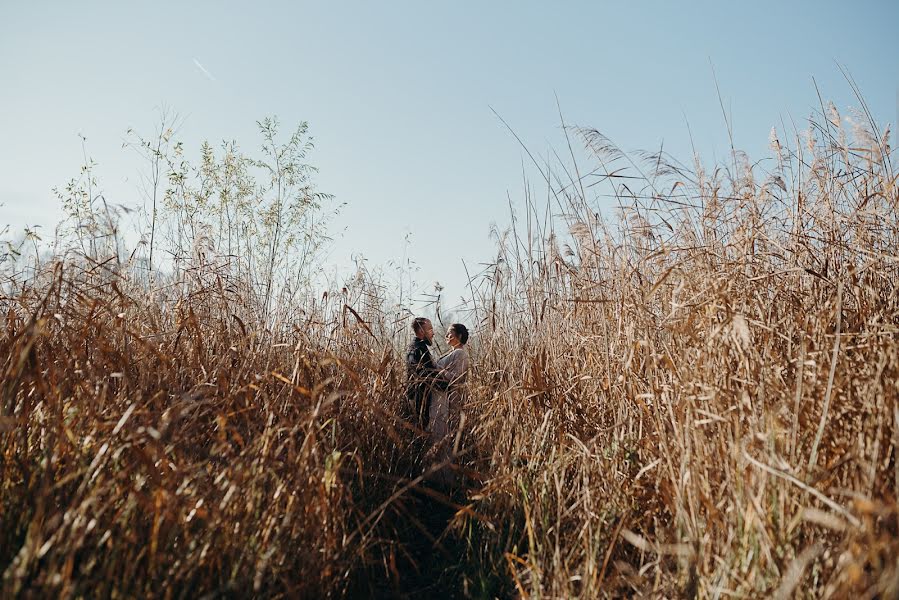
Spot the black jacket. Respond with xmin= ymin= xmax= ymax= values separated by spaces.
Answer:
xmin=406 ymin=337 xmax=437 ymax=401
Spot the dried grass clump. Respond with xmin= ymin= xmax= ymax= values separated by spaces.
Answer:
xmin=461 ymin=105 xmax=898 ymax=596
xmin=1 ymin=256 xmax=427 ymax=597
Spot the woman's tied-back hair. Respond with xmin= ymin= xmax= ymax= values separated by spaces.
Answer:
xmin=412 ymin=317 xmax=429 ymax=336
xmin=449 ymin=323 xmax=469 ymax=345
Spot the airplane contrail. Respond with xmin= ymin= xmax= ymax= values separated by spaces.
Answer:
xmin=192 ymin=58 xmax=216 ymax=81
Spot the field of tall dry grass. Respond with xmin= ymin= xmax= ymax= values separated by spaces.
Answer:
xmin=2 ymin=102 xmax=897 ymax=598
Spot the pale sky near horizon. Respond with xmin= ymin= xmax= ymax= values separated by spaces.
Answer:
xmin=1 ymin=1 xmax=897 ymax=315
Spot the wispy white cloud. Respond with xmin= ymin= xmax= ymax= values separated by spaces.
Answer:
xmin=192 ymin=58 xmax=216 ymax=82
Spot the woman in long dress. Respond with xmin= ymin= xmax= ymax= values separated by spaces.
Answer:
xmin=428 ymin=323 xmax=470 ymax=487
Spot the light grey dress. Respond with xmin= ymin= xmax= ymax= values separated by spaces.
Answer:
xmin=428 ymin=346 xmax=469 ymax=486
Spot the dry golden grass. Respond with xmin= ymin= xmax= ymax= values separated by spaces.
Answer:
xmin=1 ymin=259 xmax=425 ymax=597
xmin=2 ymin=104 xmax=897 ymax=598
xmin=461 ymin=105 xmax=898 ymax=597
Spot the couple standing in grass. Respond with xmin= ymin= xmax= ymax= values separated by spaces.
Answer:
xmin=405 ymin=317 xmax=470 ymax=486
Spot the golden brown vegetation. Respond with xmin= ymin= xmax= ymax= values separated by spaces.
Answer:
xmin=2 ymin=103 xmax=898 ymax=598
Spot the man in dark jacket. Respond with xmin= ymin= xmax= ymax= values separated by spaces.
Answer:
xmin=406 ymin=317 xmax=437 ymax=430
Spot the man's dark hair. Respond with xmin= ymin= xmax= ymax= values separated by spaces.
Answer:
xmin=449 ymin=323 xmax=469 ymax=345
xmin=412 ymin=317 xmax=430 ymax=336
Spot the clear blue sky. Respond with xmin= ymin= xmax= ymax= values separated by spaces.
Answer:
xmin=2 ymin=1 xmax=896 ymax=310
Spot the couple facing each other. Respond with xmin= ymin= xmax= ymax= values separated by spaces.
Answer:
xmin=405 ymin=317 xmax=470 ymax=446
